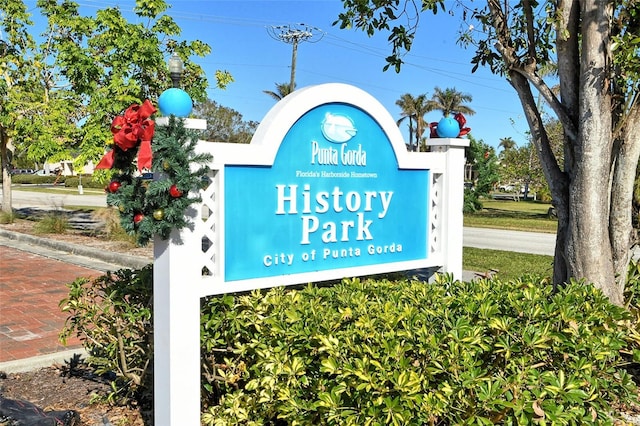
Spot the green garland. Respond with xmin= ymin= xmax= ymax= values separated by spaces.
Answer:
xmin=105 ymin=115 xmax=212 ymax=246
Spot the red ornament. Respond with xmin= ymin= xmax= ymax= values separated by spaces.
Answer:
xmin=133 ymin=213 xmax=145 ymax=224
xmin=108 ymin=181 xmax=121 ymax=193
xmin=169 ymin=184 xmax=183 ymax=198
xmin=454 ymin=112 xmax=471 ymax=137
xmin=429 ymin=122 xmax=439 ymax=138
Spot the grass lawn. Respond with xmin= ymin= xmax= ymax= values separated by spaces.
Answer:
xmin=464 ymin=199 xmax=557 ymax=233
xmin=463 ymin=247 xmax=554 ymax=281
xmin=462 ymin=200 xmax=556 ymax=279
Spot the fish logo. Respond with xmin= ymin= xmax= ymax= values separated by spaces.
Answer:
xmin=321 ymin=113 xmax=357 ymax=143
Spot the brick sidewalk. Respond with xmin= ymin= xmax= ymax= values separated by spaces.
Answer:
xmin=0 ymin=245 xmax=102 ymax=363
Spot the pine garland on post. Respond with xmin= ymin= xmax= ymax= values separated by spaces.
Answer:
xmin=98 ymin=104 xmax=211 ymax=246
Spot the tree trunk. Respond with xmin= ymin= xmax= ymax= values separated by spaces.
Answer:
xmin=1 ymin=127 xmax=13 ymax=214
xmin=507 ymin=72 xmax=571 ymax=288
xmin=564 ymin=0 xmax=619 ymax=304
xmin=566 ymin=148 xmax=618 ymax=302
xmin=611 ymin=105 xmax=640 ymax=297
xmin=408 ymin=116 xmax=414 ymax=151
xmin=480 ymin=0 xmax=638 ymax=305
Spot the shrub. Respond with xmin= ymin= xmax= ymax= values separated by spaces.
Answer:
xmin=625 ymin=260 xmax=640 ymax=361
xmin=6 ymin=174 xmax=61 ymax=184
xmin=463 ymin=187 xmax=482 ymax=213
xmin=34 ymin=212 xmax=69 ymax=234
xmin=626 ymin=259 xmax=640 ymax=311
xmin=2 ymin=173 xmax=103 ymax=187
xmin=536 ymin=186 xmax=553 ymax=203
xmin=59 ymin=265 xmax=154 ymax=405
xmin=64 ymin=176 xmax=105 ymax=189
xmin=202 ymin=277 xmax=639 ymax=425
xmin=92 ymin=207 xmax=136 ymax=243
xmin=0 ymin=210 xmax=16 ymax=224
xmin=61 ymin=268 xmax=639 ymax=424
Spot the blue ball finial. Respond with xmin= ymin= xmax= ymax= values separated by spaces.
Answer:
xmin=436 ymin=116 xmax=460 ymax=138
xmin=158 ymin=88 xmax=193 ymax=118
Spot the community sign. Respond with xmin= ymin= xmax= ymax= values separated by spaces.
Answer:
xmin=204 ymin=83 xmax=439 ymax=287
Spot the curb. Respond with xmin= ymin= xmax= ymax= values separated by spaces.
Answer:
xmin=0 ymin=228 xmax=150 ymax=270
xmin=0 ymin=349 xmax=88 ymax=374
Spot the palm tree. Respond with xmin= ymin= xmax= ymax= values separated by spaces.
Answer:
xmin=426 ymin=87 xmax=475 ymax=117
xmin=263 ymin=82 xmax=296 ymax=101
xmin=396 ymin=94 xmax=416 ymax=150
xmin=395 ymin=93 xmax=431 ymax=151
xmin=498 ymin=137 xmax=517 ymax=152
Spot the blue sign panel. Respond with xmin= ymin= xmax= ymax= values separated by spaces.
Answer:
xmin=224 ymin=103 xmax=428 ymax=281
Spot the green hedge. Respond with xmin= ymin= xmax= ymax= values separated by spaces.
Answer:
xmin=0 ymin=174 xmax=104 ymax=188
xmin=4 ymin=174 xmax=61 ymax=184
xmin=63 ymin=176 xmax=104 ymax=189
xmin=60 ymin=267 xmax=640 ymax=425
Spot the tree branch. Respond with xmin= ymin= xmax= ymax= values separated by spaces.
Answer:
xmin=521 ymin=0 xmax=538 ymax=68
xmin=610 ymin=100 xmax=640 ymax=292
xmin=489 ymin=0 xmax=578 ymax=149
xmin=507 ymin=71 xmax=565 ymax=188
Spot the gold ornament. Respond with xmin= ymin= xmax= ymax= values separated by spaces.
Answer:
xmin=153 ymin=209 xmax=165 ymax=220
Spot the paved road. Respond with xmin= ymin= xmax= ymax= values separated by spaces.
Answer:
xmin=1 ymin=187 xmax=107 ymax=209
xmin=464 ymin=227 xmax=639 ymax=260
xmin=464 ymin=227 xmax=555 ymax=256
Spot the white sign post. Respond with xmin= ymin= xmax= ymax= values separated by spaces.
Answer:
xmin=153 ymin=84 xmax=468 ymax=425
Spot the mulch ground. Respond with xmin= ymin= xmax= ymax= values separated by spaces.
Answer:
xmin=0 ymin=361 xmax=149 ymax=425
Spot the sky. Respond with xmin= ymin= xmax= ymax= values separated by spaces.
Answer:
xmin=20 ymin=0 xmax=532 ymax=149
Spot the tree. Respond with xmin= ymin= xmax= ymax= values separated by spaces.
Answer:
xmin=498 ymin=137 xmax=517 ymax=153
xmin=633 ymin=164 xmax=640 ymax=232
xmin=1 ymin=0 xmax=36 ymax=213
xmin=499 ymin=143 xmax=544 ymax=199
xmin=1 ymin=0 xmax=232 ymax=212
xmin=336 ymin=0 xmax=640 ymax=305
xmin=194 ymin=99 xmax=258 ymax=144
xmin=263 ymin=82 xmax=296 ymax=101
xmin=467 ymin=135 xmax=499 ymax=197
xmin=1 ymin=0 xmax=83 ymax=173
xmin=396 ymin=94 xmax=416 ymax=150
xmin=395 ymin=93 xmax=431 ymax=151
xmin=426 ymin=86 xmax=475 ymax=117
xmin=500 ymin=119 xmax=565 ymax=201
xmin=463 ymin=135 xmax=499 ymax=212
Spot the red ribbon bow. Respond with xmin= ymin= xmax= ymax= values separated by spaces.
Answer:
xmin=454 ymin=112 xmax=471 ymax=137
xmin=96 ymin=100 xmax=157 ymax=171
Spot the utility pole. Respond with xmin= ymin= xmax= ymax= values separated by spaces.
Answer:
xmin=267 ymin=23 xmax=324 ymax=91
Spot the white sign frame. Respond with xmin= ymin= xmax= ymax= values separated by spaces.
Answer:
xmin=153 ymin=83 xmax=468 ymax=425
